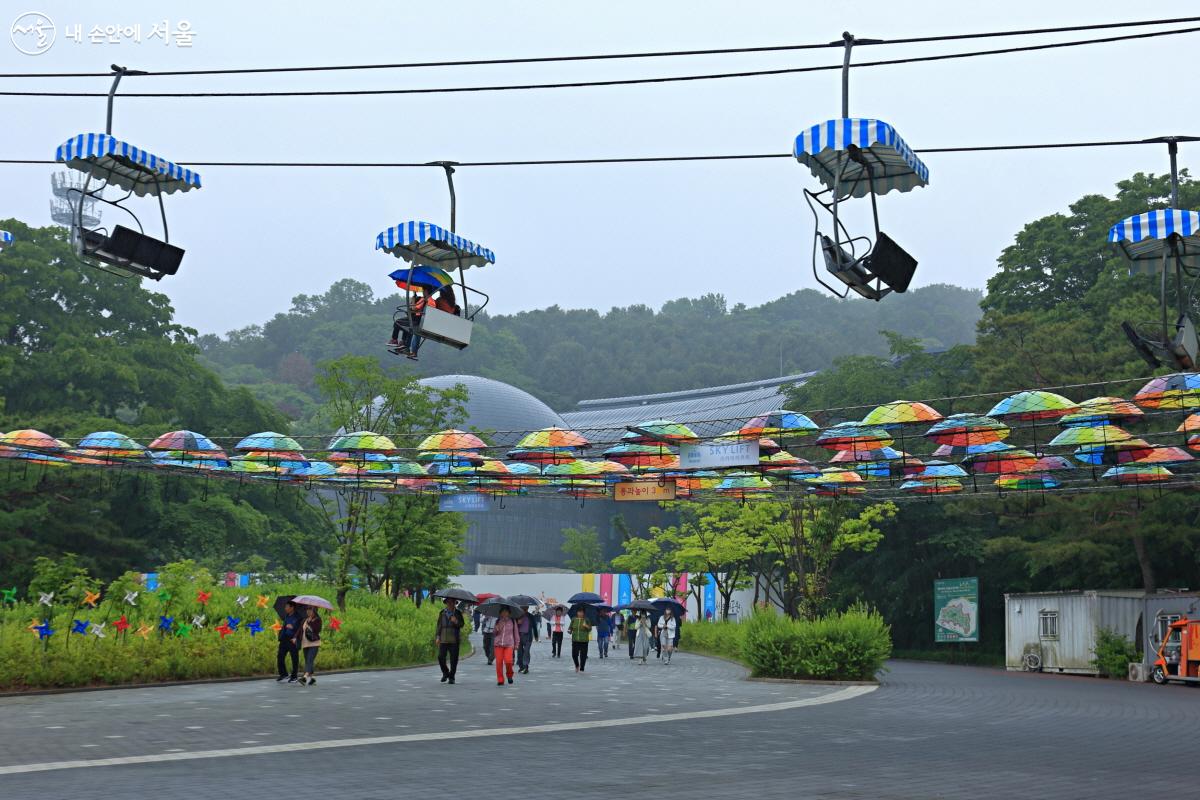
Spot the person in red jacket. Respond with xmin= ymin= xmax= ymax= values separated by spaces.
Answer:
xmin=389 ymin=285 xmax=433 ymax=357
xmin=492 ymin=607 xmax=520 ymax=686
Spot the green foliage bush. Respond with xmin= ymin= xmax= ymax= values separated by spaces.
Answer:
xmin=1092 ymin=627 xmax=1138 ymax=679
xmin=0 ymin=570 xmax=445 ymax=690
xmin=680 ymin=606 xmax=892 ymax=681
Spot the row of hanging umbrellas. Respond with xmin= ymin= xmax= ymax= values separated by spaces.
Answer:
xmin=2 ymin=374 xmax=1198 ymax=499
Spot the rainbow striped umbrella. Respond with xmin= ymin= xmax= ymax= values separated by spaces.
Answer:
xmin=931 ymin=440 xmax=1012 ymax=458
xmin=963 ymin=449 xmax=1039 ymax=475
xmin=862 ymin=400 xmax=943 ymax=428
xmin=623 ymin=420 xmax=698 ymax=444
xmin=78 ymin=431 xmax=145 ymax=453
xmin=995 ymin=474 xmax=1060 ymax=491
xmin=1131 ymin=445 xmax=1194 ymax=466
xmin=987 ymin=391 xmax=1077 ymax=421
xmin=1180 ymin=413 xmax=1200 ymax=434
xmin=1073 ymin=439 xmax=1156 ymax=466
xmin=148 ymin=430 xmax=222 ymax=453
xmin=1031 ymin=455 xmax=1075 ymax=472
xmin=328 ymin=431 xmax=398 ymax=454
xmin=603 ymin=443 xmax=676 ymax=467
xmin=505 ymin=447 xmax=579 ymax=464
xmin=716 ymin=472 xmax=773 ymax=499
xmin=914 ymin=460 xmax=969 ymax=480
xmin=1190 ymin=434 xmax=1200 ymax=452
xmin=739 ymin=410 xmax=819 ymax=438
xmin=388 ymin=265 xmax=454 ymax=292
xmin=924 ymin=414 xmax=1009 ymax=447
xmin=1133 ymin=373 xmax=1200 ymax=410
xmin=816 ymin=423 xmax=894 ymax=452
xmin=516 ymin=427 xmax=589 ymax=450
xmin=417 ymin=450 xmax=484 ymax=466
xmin=235 ymin=431 xmax=303 ymax=452
xmin=1059 ymin=397 xmax=1144 ymax=427
xmin=418 ymin=429 xmax=488 ymax=452
xmin=1101 ymin=465 xmax=1174 ymax=484
xmin=1048 ymin=425 xmax=1132 ymax=447
xmin=901 ymin=479 xmax=963 ymax=495
xmin=0 ymin=429 xmax=70 ymax=451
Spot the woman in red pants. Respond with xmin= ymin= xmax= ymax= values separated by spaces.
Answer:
xmin=492 ymin=606 xmax=520 ymax=686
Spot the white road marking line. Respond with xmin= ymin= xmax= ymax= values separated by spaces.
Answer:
xmin=0 ymin=686 xmax=874 ymax=776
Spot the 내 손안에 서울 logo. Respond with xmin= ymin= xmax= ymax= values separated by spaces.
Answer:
xmin=11 ymin=11 xmax=55 ymax=55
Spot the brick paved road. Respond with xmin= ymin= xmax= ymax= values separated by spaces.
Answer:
xmin=0 ymin=640 xmax=1196 ymax=799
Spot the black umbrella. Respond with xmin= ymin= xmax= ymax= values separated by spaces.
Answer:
xmin=507 ymin=594 xmax=539 ymax=608
xmin=273 ymin=595 xmax=296 ymax=620
xmin=432 ymin=588 xmax=479 ymax=604
xmin=542 ymin=603 xmax=568 ymax=617
xmin=567 ymin=591 xmax=603 ymax=604
xmin=567 ymin=602 xmax=601 ymax=624
xmin=618 ymin=599 xmax=659 ymax=613
xmin=476 ymin=597 xmax=526 ymax=620
xmin=651 ymin=598 xmax=687 ymax=618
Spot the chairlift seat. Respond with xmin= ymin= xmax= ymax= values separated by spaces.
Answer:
xmin=1108 ymin=209 xmax=1200 ymax=275
xmin=795 ymin=119 xmax=929 ymax=198
xmin=56 ymin=133 xmax=201 ymax=197
xmin=820 ymin=230 xmax=916 ymax=300
xmin=79 ymin=224 xmax=184 ymax=280
xmin=375 ymin=221 xmax=495 ymax=269
xmin=418 ymin=306 xmax=473 ymax=350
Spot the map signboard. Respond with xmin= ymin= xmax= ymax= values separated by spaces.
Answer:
xmin=934 ymin=577 xmax=979 ymax=643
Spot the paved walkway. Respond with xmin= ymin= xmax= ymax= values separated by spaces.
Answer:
xmin=0 ymin=639 xmax=1196 ymax=799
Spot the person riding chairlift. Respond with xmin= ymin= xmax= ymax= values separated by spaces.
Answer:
xmin=389 ymin=285 xmax=462 ymax=361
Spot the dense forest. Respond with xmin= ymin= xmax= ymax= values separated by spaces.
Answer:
xmin=197 ymin=282 xmax=983 ymax=417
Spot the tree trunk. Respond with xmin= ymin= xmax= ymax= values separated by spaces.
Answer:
xmin=1131 ymin=533 xmax=1157 ymax=593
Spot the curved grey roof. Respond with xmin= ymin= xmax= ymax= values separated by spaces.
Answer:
xmin=419 ymin=374 xmax=565 ymax=444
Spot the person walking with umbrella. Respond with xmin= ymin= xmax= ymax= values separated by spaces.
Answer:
xmin=275 ymin=599 xmax=302 ymax=683
xmin=491 ymin=604 xmax=520 ymax=686
xmin=569 ymin=606 xmax=593 ymax=673
xmin=480 ymin=610 xmax=496 ymax=665
xmin=596 ymin=611 xmax=612 ymax=659
xmin=547 ymin=605 xmax=567 ymax=658
xmin=299 ymin=605 xmax=322 ymax=685
xmin=435 ymin=597 xmax=465 ymax=684
xmin=658 ymin=608 xmax=678 ymax=665
xmin=633 ymin=611 xmax=654 ymax=664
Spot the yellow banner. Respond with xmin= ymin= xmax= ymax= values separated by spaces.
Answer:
xmin=581 ymin=573 xmax=595 ymax=593
xmin=614 ymin=480 xmax=676 ymax=502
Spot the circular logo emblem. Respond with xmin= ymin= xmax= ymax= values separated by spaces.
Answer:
xmin=11 ymin=11 xmax=55 ymax=56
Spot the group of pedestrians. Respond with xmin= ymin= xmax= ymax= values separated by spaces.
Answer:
xmin=453 ymin=598 xmax=684 ymax=686
xmin=275 ymin=600 xmax=323 ymax=685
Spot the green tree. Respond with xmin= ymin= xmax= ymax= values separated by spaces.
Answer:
xmin=561 ymin=526 xmax=607 ymax=572
xmin=659 ymin=501 xmax=763 ymax=620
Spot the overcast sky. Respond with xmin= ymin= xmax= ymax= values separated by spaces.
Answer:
xmin=2 ymin=1 xmax=1198 ymax=335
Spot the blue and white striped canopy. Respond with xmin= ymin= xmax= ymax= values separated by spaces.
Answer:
xmin=0 ymin=230 xmax=11 ymax=251
xmin=56 ymin=133 xmax=201 ymax=197
xmin=1108 ymin=209 xmax=1200 ymax=274
xmin=375 ymin=221 xmax=495 ymax=269
xmin=794 ymin=118 xmax=929 ymax=197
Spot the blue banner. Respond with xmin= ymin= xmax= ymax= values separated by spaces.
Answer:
xmin=617 ymin=574 xmax=632 ymax=607
xmin=703 ymin=573 xmax=717 ymax=620
xmin=439 ymin=494 xmax=491 ymax=512
xmin=144 ymin=573 xmax=158 ymax=591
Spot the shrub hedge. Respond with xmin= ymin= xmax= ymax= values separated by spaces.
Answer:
xmin=0 ymin=578 xmax=448 ymax=691
xmin=680 ymin=606 xmax=891 ymax=681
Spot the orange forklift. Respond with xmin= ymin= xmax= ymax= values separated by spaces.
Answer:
xmin=1152 ymin=617 xmax=1200 ymax=685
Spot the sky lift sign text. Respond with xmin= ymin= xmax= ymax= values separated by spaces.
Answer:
xmin=679 ymin=440 xmax=760 ymax=470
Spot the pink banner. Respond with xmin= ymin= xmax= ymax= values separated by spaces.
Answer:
xmin=224 ymin=572 xmax=237 ymax=587
xmin=674 ymin=573 xmax=688 ymax=613
xmin=599 ymin=573 xmax=613 ymax=604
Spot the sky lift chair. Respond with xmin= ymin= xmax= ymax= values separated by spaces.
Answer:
xmin=54 ymin=66 xmax=201 ymax=281
xmin=1109 ymin=138 xmax=1200 ymax=370
xmin=375 ymin=163 xmax=495 ymax=351
xmin=795 ymin=34 xmax=927 ymax=302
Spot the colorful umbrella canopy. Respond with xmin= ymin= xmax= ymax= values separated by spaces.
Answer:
xmin=1131 ymin=445 xmax=1194 ymax=465
xmin=1102 ymin=465 xmax=1174 ymax=484
xmin=1180 ymin=413 xmax=1200 ymax=434
xmin=924 ymin=414 xmax=1009 ymax=447
xmin=931 ymin=440 xmax=1013 ymax=458
xmin=235 ymin=431 xmax=303 ymax=452
xmin=1047 ymin=425 xmax=1133 ymax=448
xmin=418 ymin=429 xmax=488 ymax=452
xmin=901 ymin=479 xmax=963 ymax=495
xmin=854 ymin=457 xmax=925 ymax=480
xmin=77 ymin=431 xmax=145 ymax=453
xmin=328 ymin=431 xmax=398 ymax=454
xmin=0 ymin=429 xmax=70 ymax=451
xmin=715 ymin=472 xmax=773 ymax=494
xmin=602 ymin=443 xmax=675 ymax=467
xmin=147 ymin=430 xmax=221 ymax=453
xmin=516 ymin=427 xmax=589 ymax=450
xmin=623 ymin=420 xmax=698 ymax=444
xmin=1031 ymin=455 xmax=1075 ymax=473
xmin=417 ymin=450 xmax=485 ymax=466
xmin=987 ymin=391 xmax=1077 ymax=421
xmin=995 ymin=474 xmax=1060 ymax=491
xmin=1133 ymin=373 xmax=1200 ymax=410
xmin=915 ymin=460 xmax=969 ymax=480
xmin=738 ymin=410 xmax=820 ymax=438
xmin=861 ymin=400 xmax=943 ymax=428
xmin=1073 ymin=439 xmax=1156 ymax=466
xmin=829 ymin=446 xmax=912 ymax=463
xmin=388 ymin=265 xmax=454 ymax=291
xmin=1059 ymin=397 xmax=1144 ymax=427
xmin=963 ymin=449 xmax=1039 ymax=475
xmin=505 ymin=447 xmax=580 ymax=464
xmin=816 ymin=423 xmax=894 ymax=452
